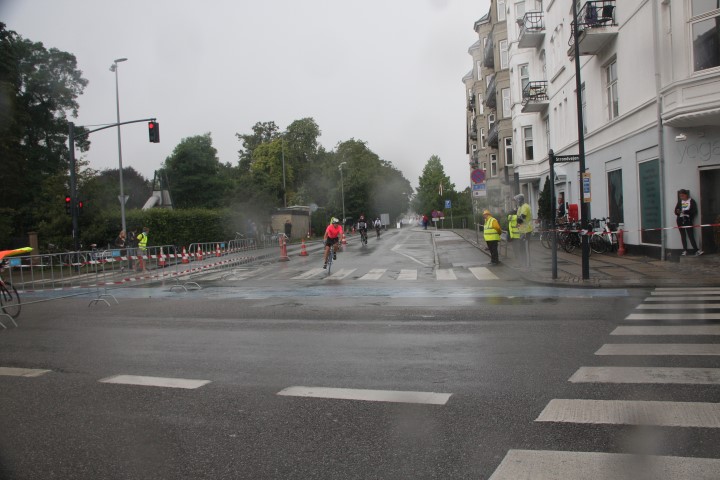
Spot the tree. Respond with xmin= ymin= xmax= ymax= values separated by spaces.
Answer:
xmin=537 ymin=176 xmax=553 ymax=223
xmin=236 ymin=121 xmax=279 ymax=172
xmin=413 ymin=155 xmax=455 ymax=216
xmin=0 ymin=23 xmax=89 ymax=243
xmin=162 ymin=133 xmax=232 ymax=209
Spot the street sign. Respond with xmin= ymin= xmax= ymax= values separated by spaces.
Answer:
xmin=553 ymin=155 xmax=580 ymax=163
xmin=445 ymin=200 xmax=452 ymax=209
xmin=470 ymin=169 xmax=486 ymax=184
xmin=118 ymin=195 xmax=129 ymax=205
xmin=582 ymin=172 xmax=591 ymax=202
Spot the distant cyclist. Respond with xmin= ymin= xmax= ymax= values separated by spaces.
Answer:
xmin=323 ymin=217 xmax=343 ymax=269
xmin=373 ymin=217 xmax=382 ymax=239
xmin=357 ymin=214 xmax=368 ymax=244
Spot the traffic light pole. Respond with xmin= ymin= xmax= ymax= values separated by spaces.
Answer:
xmin=67 ymin=117 xmax=157 ymax=251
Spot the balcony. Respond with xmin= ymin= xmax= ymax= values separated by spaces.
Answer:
xmin=521 ymin=81 xmax=549 ymax=113
xmin=484 ymin=75 xmax=496 ymax=109
xmin=567 ymin=1 xmax=618 ymax=57
xmin=483 ymin=35 xmax=494 ymax=69
xmin=518 ymin=12 xmax=545 ymax=49
xmin=487 ymin=122 xmax=499 ymax=148
xmin=469 ymin=128 xmax=478 ymax=141
xmin=468 ymin=96 xmax=476 ymax=111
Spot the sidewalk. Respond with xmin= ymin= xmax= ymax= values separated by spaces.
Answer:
xmin=450 ymin=228 xmax=719 ymax=288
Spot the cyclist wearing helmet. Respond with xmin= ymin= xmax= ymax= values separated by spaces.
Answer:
xmin=323 ymin=217 xmax=343 ymax=268
xmin=357 ymin=214 xmax=368 ymax=244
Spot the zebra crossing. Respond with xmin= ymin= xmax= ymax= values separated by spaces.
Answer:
xmin=489 ymin=287 xmax=720 ymax=479
xmin=281 ymin=266 xmax=500 ymax=282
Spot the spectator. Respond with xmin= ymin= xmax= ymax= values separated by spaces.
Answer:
xmin=136 ymin=227 xmax=150 ymax=273
xmin=114 ymin=230 xmax=127 ymax=272
xmin=674 ymin=189 xmax=702 ymax=256
xmin=483 ymin=209 xmax=502 ymax=265
xmin=284 ymin=219 xmax=292 ymax=239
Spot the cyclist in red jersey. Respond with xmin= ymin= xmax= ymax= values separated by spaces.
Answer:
xmin=323 ymin=217 xmax=343 ymax=269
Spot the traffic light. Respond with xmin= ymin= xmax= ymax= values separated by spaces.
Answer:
xmin=148 ymin=121 xmax=160 ymax=143
xmin=65 ymin=196 xmax=72 ymax=214
xmin=77 ymin=200 xmax=84 ymax=215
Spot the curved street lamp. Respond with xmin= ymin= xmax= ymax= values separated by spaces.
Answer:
xmin=110 ymin=57 xmax=128 ymax=233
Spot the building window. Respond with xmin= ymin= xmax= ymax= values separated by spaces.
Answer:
xmin=519 ymin=64 xmax=530 ymax=94
xmin=498 ymin=0 xmax=506 ymax=21
xmin=490 ymin=153 xmax=498 ymax=177
xmin=691 ymin=2 xmax=720 ymax=71
xmin=523 ymin=126 xmax=534 ymax=161
xmin=607 ymin=169 xmax=624 ymax=224
xmin=478 ymin=95 xmax=484 ymax=115
xmin=482 ymin=161 xmax=488 ymax=171
xmin=477 ymin=61 xmax=483 ymax=81
xmin=581 ymin=82 xmax=587 ymax=133
xmin=488 ymin=113 xmax=495 ymax=131
xmin=605 ymin=59 xmax=619 ymax=120
xmin=500 ymin=40 xmax=509 ymax=69
xmin=502 ymin=88 xmax=511 ymax=118
xmin=504 ymin=137 xmax=513 ymax=165
xmin=480 ymin=128 xmax=486 ymax=148
xmin=639 ymin=159 xmax=661 ymax=245
xmin=515 ymin=1 xmax=526 ymax=22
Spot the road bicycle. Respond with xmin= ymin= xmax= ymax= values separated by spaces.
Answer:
xmin=557 ymin=222 xmax=582 ymax=253
xmin=589 ymin=218 xmax=619 ymax=254
xmin=0 ymin=259 xmax=21 ymax=319
xmin=47 ymin=243 xmax=86 ymax=267
xmin=359 ymin=228 xmax=368 ymax=246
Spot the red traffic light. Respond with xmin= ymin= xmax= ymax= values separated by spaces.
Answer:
xmin=65 ymin=196 xmax=71 ymax=203
xmin=148 ymin=121 xmax=160 ymax=143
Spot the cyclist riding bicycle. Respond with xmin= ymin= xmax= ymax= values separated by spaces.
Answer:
xmin=323 ymin=217 xmax=343 ymax=269
xmin=373 ymin=217 xmax=382 ymax=238
xmin=357 ymin=215 xmax=368 ymax=244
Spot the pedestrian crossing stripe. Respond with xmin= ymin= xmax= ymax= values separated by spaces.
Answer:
xmin=277 ymin=386 xmax=451 ymax=405
xmin=286 ymin=267 xmax=500 ymax=281
xmin=292 ymin=268 xmax=325 ymax=279
xmin=653 ymin=287 xmax=720 ymax=292
xmin=644 ymin=296 xmax=720 ymax=302
xmin=569 ymin=366 xmax=720 ymax=384
xmin=0 ymin=367 xmax=51 ymax=377
xmin=637 ymin=303 xmax=720 ymax=309
xmin=469 ymin=267 xmax=499 ymax=280
xmin=626 ymin=312 xmax=720 ymax=320
xmin=397 ymin=269 xmax=417 ymax=280
xmin=99 ymin=375 xmax=211 ymax=389
xmin=488 ymin=449 xmax=720 ymax=480
xmin=595 ymin=343 xmax=720 ymax=355
xmin=650 ymin=290 xmax=720 ymax=295
xmin=435 ymin=269 xmax=457 ymax=280
xmin=326 ymin=268 xmax=356 ymax=280
xmin=611 ymin=325 xmax=720 ymax=335
xmin=537 ymin=399 xmax=720 ymax=428
xmin=359 ymin=269 xmax=386 ymax=280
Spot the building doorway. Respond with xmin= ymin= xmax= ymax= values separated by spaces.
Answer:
xmin=700 ymin=167 xmax=720 ymax=253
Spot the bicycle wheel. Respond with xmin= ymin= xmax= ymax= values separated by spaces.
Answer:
xmin=540 ymin=232 xmax=552 ymax=249
xmin=326 ymin=251 xmax=333 ymax=275
xmin=563 ymin=233 xmax=578 ymax=253
xmin=590 ymin=234 xmax=606 ymax=254
xmin=0 ymin=282 xmax=21 ymax=319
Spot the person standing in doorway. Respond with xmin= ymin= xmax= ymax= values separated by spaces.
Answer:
xmin=284 ymin=219 xmax=292 ymax=239
xmin=674 ymin=189 xmax=703 ymax=256
xmin=483 ymin=209 xmax=502 ymax=265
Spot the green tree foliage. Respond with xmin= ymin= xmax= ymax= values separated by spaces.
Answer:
xmin=413 ymin=155 xmax=455 ymax=216
xmin=537 ymin=176 xmax=553 ymax=222
xmin=82 ymin=167 xmax=152 ymax=212
xmin=162 ymin=133 xmax=232 ymax=209
xmin=0 ymin=23 xmax=89 ymax=244
xmin=236 ymin=121 xmax=279 ymax=172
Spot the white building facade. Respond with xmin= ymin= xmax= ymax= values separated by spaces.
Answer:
xmin=469 ymin=0 xmax=720 ymax=257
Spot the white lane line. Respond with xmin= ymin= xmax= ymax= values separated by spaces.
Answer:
xmin=276 ymin=386 xmax=451 ymax=405
xmin=569 ymin=366 xmax=720 ymax=384
xmin=537 ymin=399 xmax=720 ymax=428
xmin=644 ymin=296 xmax=720 ymax=302
xmin=596 ymin=344 xmax=720 ymax=355
xmin=99 ymin=375 xmax=211 ymax=389
xmin=359 ymin=269 xmax=386 ymax=280
xmin=488 ymin=449 xmax=720 ymax=480
xmin=435 ymin=269 xmax=457 ymax=280
xmin=638 ymin=303 xmax=720 ymax=309
xmin=651 ymin=290 xmax=720 ymax=295
xmin=397 ymin=269 xmax=417 ymax=280
xmin=0 ymin=367 xmax=51 ymax=377
xmin=654 ymin=287 xmax=720 ymax=291
xmin=626 ymin=312 xmax=720 ymax=321
xmin=469 ymin=266 xmax=499 ymax=280
xmin=327 ymin=268 xmax=356 ymax=280
xmin=292 ymin=268 xmax=325 ymax=280
xmin=611 ymin=326 xmax=720 ymax=335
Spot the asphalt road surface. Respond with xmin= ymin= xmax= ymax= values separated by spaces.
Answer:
xmin=1 ymin=228 xmax=719 ymax=479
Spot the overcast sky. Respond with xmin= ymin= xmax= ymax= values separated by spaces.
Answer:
xmin=3 ymin=0 xmax=488 ymax=190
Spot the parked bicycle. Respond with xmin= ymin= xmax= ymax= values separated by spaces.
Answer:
xmin=0 ymin=258 xmax=21 ymax=319
xmin=589 ymin=217 xmax=619 ymax=254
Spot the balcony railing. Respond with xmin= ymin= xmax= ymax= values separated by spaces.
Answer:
xmin=568 ymin=1 xmax=618 ymax=56
xmin=521 ymin=80 xmax=549 ymax=113
xmin=484 ymin=75 xmax=496 ymax=109
xmin=518 ymin=11 xmax=545 ymax=49
xmin=487 ymin=122 xmax=499 ymax=148
xmin=468 ymin=96 xmax=476 ymax=111
xmin=469 ymin=128 xmax=478 ymax=141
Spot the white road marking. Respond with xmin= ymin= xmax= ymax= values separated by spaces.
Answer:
xmin=435 ymin=269 xmax=457 ymax=280
xmin=638 ymin=303 xmax=720 ymax=309
xmin=650 ymin=290 xmax=720 ymax=295
xmin=626 ymin=313 xmax=720 ymax=320
xmin=292 ymin=268 xmax=325 ymax=279
xmin=596 ymin=343 xmax=720 ymax=355
xmin=390 ymin=244 xmax=430 ymax=267
xmin=644 ymin=296 xmax=720 ymax=302
xmin=537 ymin=399 xmax=720 ymax=428
xmin=277 ymin=386 xmax=451 ymax=405
xmin=654 ymin=287 xmax=720 ymax=292
xmin=99 ymin=375 xmax=211 ymax=389
xmin=0 ymin=367 xmax=51 ymax=377
xmin=359 ymin=269 xmax=386 ymax=280
xmin=569 ymin=366 xmax=720 ymax=384
xmin=327 ymin=268 xmax=356 ymax=280
xmin=611 ymin=326 xmax=720 ymax=335
xmin=469 ymin=266 xmax=499 ymax=280
xmin=397 ymin=269 xmax=417 ymax=280
xmin=488 ymin=449 xmax=720 ymax=480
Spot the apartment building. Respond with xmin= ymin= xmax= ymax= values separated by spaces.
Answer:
xmin=467 ymin=0 xmax=720 ymax=256
xmin=464 ymin=1 xmax=515 ymax=215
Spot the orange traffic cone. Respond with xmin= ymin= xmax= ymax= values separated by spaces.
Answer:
xmin=158 ymin=247 xmax=166 ymax=268
xmin=279 ymin=235 xmax=290 ymax=262
xmin=216 ymin=243 xmax=222 ymax=257
xmin=341 ymin=232 xmax=347 ymax=245
xmin=299 ymin=239 xmax=308 ymax=256
xmin=197 ymin=246 xmax=204 ymax=261
xmin=182 ymin=247 xmax=189 ymax=264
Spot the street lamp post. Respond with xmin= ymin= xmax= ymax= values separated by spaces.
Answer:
xmin=110 ymin=57 xmax=128 ymax=234
xmin=281 ymin=134 xmax=287 ymax=208
xmin=339 ymin=162 xmax=347 ymax=225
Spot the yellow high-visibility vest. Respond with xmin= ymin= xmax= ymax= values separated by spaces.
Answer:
xmin=484 ymin=217 xmax=501 ymax=241
xmin=508 ymin=214 xmax=520 ymax=239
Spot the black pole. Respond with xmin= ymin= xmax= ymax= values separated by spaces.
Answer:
xmin=68 ymin=122 xmax=79 ymax=252
xmin=572 ymin=1 xmax=590 ymax=280
xmin=549 ymin=150 xmax=557 ymax=279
